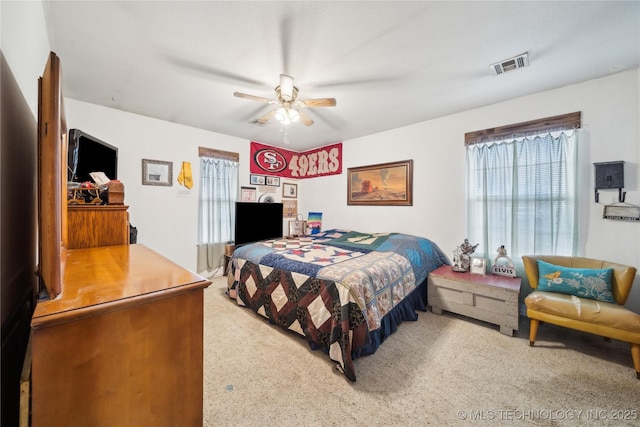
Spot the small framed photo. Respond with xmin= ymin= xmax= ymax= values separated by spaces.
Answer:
xmin=266 ymin=176 xmax=280 ymax=186
xmin=240 ymin=186 xmax=257 ymax=202
xmin=142 ymin=159 xmax=173 ymax=186
xmin=250 ymin=174 xmax=266 ymax=185
xmin=470 ymin=257 xmax=487 ymax=275
xmin=282 ymin=182 xmax=298 ymax=198
xmin=283 ymin=199 xmax=297 ymax=217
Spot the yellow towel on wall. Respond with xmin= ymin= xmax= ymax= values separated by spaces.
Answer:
xmin=178 ymin=161 xmax=193 ymax=189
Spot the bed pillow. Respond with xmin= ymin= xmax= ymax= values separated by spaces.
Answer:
xmin=537 ymin=260 xmax=615 ymax=303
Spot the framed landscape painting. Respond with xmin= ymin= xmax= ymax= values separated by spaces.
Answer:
xmin=347 ymin=159 xmax=413 ymax=206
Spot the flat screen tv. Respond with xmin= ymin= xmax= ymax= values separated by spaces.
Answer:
xmin=67 ymin=128 xmax=118 ymax=183
xmin=234 ymin=202 xmax=283 ymax=247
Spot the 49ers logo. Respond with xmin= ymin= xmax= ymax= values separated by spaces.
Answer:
xmin=254 ymin=149 xmax=287 ymax=172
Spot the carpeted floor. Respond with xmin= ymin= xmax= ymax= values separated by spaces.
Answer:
xmin=203 ymin=276 xmax=639 ymax=426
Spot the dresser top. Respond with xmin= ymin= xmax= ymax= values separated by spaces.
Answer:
xmin=430 ymin=264 xmax=521 ymax=292
xmin=32 ymin=244 xmax=210 ymax=328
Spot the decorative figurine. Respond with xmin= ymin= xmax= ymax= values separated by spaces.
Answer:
xmin=452 ymin=238 xmax=479 ymax=272
xmin=452 ymin=246 xmax=465 ymax=272
xmin=492 ymin=245 xmax=516 ymax=277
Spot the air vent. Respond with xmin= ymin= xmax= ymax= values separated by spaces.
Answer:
xmin=490 ymin=52 xmax=529 ymax=75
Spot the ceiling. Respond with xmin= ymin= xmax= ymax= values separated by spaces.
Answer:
xmin=43 ymin=1 xmax=640 ymax=152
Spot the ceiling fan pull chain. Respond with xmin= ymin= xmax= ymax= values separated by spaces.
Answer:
xmin=281 ymin=123 xmax=290 ymax=145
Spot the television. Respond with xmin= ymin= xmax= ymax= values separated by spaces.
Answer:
xmin=67 ymin=129 xmax=118 ymax=183
xmin=234 ymin=202 xmax=283 ymax=247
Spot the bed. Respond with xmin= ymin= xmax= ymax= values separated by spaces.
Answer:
xmin=226 ymin=229 xmax=450 ymax=381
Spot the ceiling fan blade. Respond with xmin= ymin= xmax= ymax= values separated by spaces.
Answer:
xmin=279 ymin=74 xmax=295 ymax=101
xmin=301 ymin=98 xmax=337 ymax=108
xmin=298 ymin=109 xmax=314 ymax=126
xmin=250 ymin=109 xmax=276 ymax=126
xmin=234 ymin=92 xmax=273 ymax=103
xmin=165 ymin=54 xmax=267 ymax=87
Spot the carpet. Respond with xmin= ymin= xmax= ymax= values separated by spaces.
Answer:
xmin=203 ymin=276 xmax=639 ymax=426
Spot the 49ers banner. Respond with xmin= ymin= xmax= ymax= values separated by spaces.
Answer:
xmin=250 ymin=141 xmax=342 ymax=179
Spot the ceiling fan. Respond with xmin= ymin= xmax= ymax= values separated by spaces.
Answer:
xmin=234 ymin=74 xmax=336 ymax=127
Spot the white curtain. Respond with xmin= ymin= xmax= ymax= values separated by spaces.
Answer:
xmin=466 ymin=131 xmax=578 ymax=263
xmin=197 ymin=157 xmax=238 ymax=273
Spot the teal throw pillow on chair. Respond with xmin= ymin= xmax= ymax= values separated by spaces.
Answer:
xmin=537 ymin=260 xmax=615 ymax=303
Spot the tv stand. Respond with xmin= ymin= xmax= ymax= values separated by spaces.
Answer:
xmin=67 ymin=205 xmax=129 ymax=249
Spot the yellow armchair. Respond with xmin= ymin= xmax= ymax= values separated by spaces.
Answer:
xmin=522 ymin=255 xmax=640 ymax=379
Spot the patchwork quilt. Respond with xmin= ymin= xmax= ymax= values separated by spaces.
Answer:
xmin=227 ymin=229 xmax=449 ymax=381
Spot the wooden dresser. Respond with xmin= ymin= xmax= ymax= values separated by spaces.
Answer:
xmin=30 ymin=244 xmax=210 ymax=427
xmin=67 ymin=205 xmax=129 ymax=249
xmin=29 ymin=53 xmax=211 ymax=427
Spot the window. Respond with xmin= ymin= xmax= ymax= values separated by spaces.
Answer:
xmin=465 ymin=114 xmax=580 ymax=263
xmin=197 ymin=148 xmax=239 ymax=273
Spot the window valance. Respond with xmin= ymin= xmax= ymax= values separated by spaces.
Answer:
xmin=198 ymin=147 xmax=239 ymax=162
xmin=464 ymin=111 xmax=581 ymax=146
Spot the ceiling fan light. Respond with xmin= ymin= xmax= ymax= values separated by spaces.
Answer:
xmin=275 ymin=107 xmax=287 ymax=122
xmin=275 ymin=107 xmax=299 ymax=125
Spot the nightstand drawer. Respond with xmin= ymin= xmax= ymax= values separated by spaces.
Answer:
xmin=429 ymin=276 xmax=519 ymax=303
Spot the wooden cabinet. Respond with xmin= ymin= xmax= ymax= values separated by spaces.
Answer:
xmin=30 ymin=53 xmax=211 ymax=427
xmin=428 ymin=265 xmax=521 ymax=336
xmin=30 ymin=244 xmax=211 ymax=427
xmin=67 ymin=205 xmax=129 ymax=249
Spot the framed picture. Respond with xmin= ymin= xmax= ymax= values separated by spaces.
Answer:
xmin=250 ymin=174 xmax=266 ymax=185
xmin=266 ymin=176 xmax=280 ymax=186
xmin=470 ymin=257 xmax=487 ymax=275
xmin=142 ymin=159 xmax=173 ymax=186
xmin=307 ymin=212 xmax=323 ymax=235
xmin=347 ymin=159 xmax=413 ymax=206
xmin=258 ymin=185 xmax=276 ymax=194
xmin=283 ymin=199 xmax=297 ymax=217
xmin=282 ymin=182 xmax=298 ymax=198
xmin=240 ymin=186 xmax=257 ymax=202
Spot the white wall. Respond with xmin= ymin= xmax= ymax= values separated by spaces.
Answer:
xmin=300 ymin=113 xmax=466 ymax=256
xmin=65 ymin=99 xmax=250 ymax=272
xmin=0 ymin=0 xmax=50 ymax=115
xmin=300 ymin=69 xmax=640 ymax=312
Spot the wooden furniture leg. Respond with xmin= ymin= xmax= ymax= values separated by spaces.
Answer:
xmin=529 ymin=318 xmax=539 ymax=347
xmin=631 ymin=343 xmax=640 ymax=379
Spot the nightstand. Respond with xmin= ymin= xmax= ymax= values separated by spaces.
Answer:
xmin=427 ymin=265 xmax=521 ymax=336
xmin=223 ymin=243 xmax=236 ymax=276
